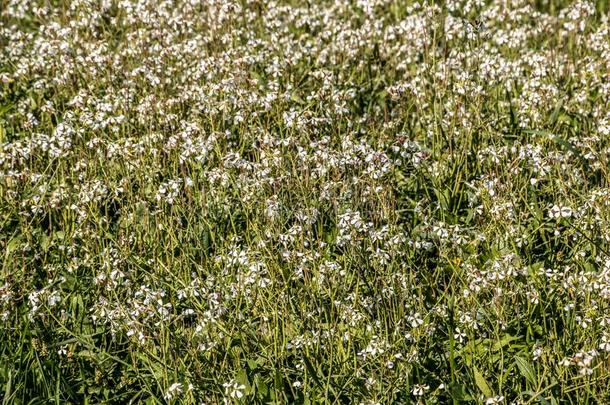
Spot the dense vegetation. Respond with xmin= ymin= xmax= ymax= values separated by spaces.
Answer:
xmin=1 ymin=0 xmax=610 ymax=403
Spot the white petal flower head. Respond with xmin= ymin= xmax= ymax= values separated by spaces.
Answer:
xmin=548 ymin=204 xmax=561 ymax=219
xmin=548 ymin=205 xmax=572 ymax=219
xmin=223 ymin=380 xmax=246 ymax=399
xmin=164 ymin=382 xmax=183 ymax=401
xmin=411 ymin=384 xmax=429 ymax=396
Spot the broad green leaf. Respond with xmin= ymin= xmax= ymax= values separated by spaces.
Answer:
xmin=247 ymin=358 xmax=258 ymax=370
xmin=514 ymin=356 xmax=536 ymax=386
xmin=492 ymin=334 xmax=519 ymax=352
xmin=236 ymin=368 xmax=250 ymax=390
xmin=473 ymin=367 xmax=493 ymax=397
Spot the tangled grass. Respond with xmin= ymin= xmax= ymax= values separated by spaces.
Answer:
xmin=1 ymin=0 xmax=610 ymax=403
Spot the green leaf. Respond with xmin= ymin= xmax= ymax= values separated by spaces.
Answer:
xmin=256 ymin=377 xmax=268 ymax=398
xmin=549 ymin=100 xmax=563 ymax=125
xmin=5 ymin=235 xmax=21 ymax=255
xmin=273 ymin=370 xmax=283 ymax=396
xmin=0 ymin=103 xmax=13 ymax=116
xmin=41 ymin=234 xmax=51 ymax=252
xmin=290 ymin=93 xmax=305 ymax=105
xmin=448 ymin=382 xmax=469 ymax=401
xmin=246 ymin=358 xmax=257 ymax=370
xmin=2 ymin=369 xmax=12 ymax=405
xmin=302 ymin=355 xmax=323 ymax=390
xmin=473 ymin=367 xmax=493 ymax=397
xmin=492 ymin=334 xmax=519 ymax=352
xmin=236 ymin=368 xmax=249 ymax=390
xmin=514 ymin=356 xmax=537 ymax=386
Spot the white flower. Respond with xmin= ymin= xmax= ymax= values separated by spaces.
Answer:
xmin=411 ymin=384 xmax=429 ymax=396
xmin=164 ymin=382 xmax=183 ymax=401
xmin=485 ymin=396 xmax=505 ymax=404
xmin=532 ymin=345 xmax=543 ymax=361
xmin=223 ymin=380 xmax=246 ymax=399
xmin=407 ymin=312 xmax=424 ymax=328
xmin=560 ymin=206 xmax=573 ymax=218
xmin=47 ymin=291 xmax=61 ymax=307
xmin=548 ymin=205 xmax=573 ymax=219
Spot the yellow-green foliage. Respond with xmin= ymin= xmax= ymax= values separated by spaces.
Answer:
xmin=1 ymin=0 xmax=610 ymax=403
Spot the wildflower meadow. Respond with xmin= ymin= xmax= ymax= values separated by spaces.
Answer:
xmin=1 ymin=0 xmax=610 ymax=403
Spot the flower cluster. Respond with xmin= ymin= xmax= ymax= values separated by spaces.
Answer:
xmin=1 ymin=0 xmax=609 ymax=403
